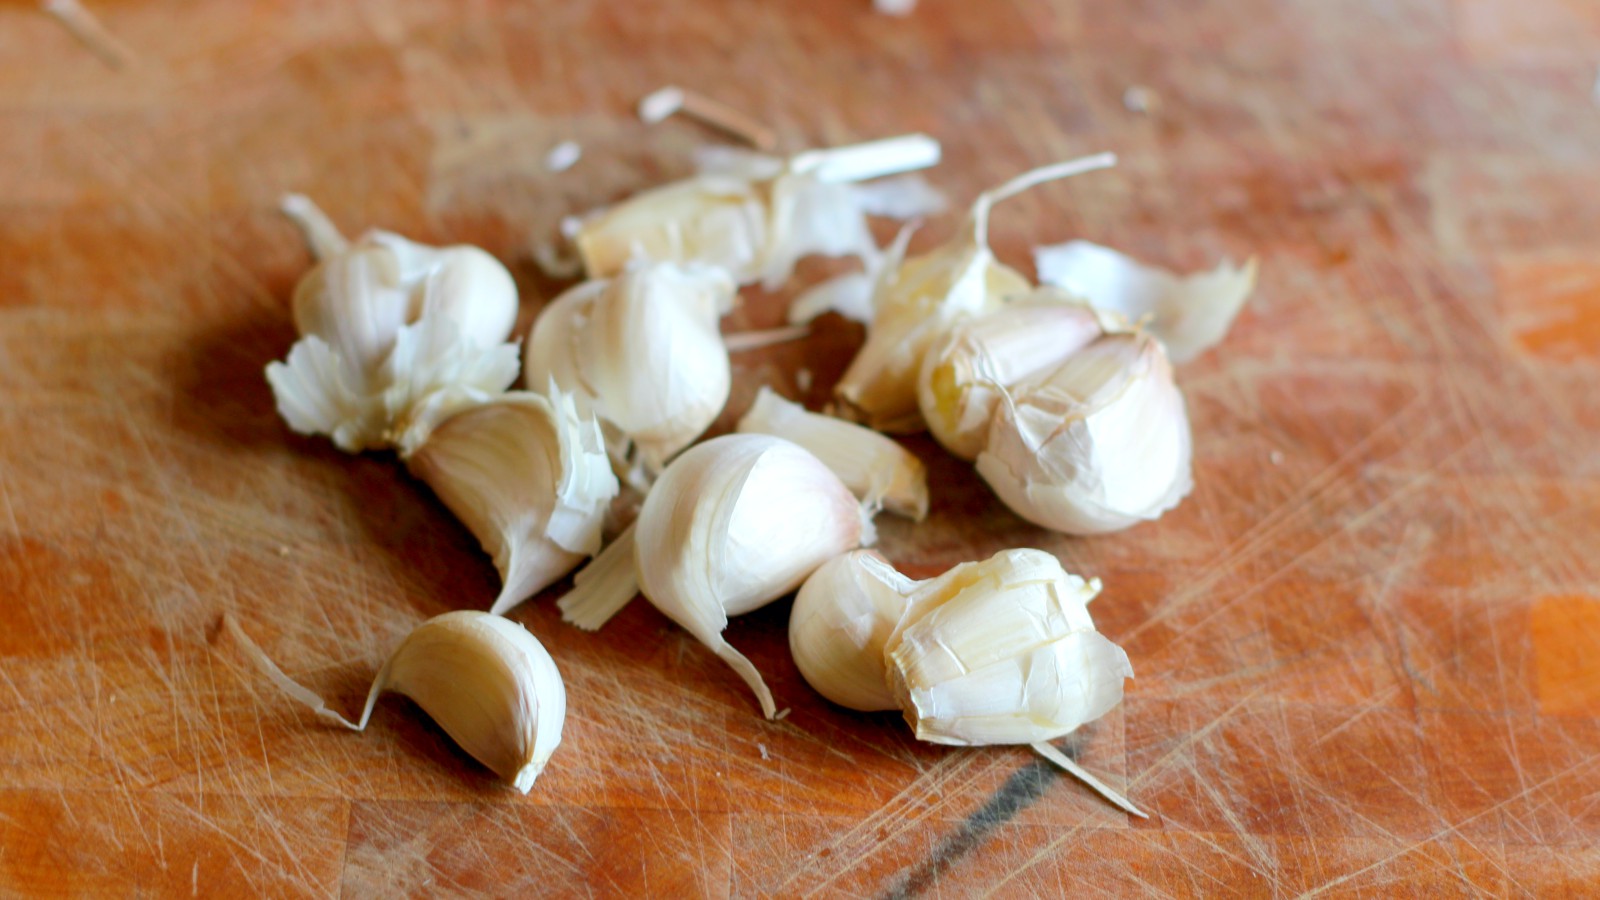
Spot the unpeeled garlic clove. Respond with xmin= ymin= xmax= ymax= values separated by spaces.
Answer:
xmin=402 ymin=389 xmax=620 ymax=615
xmin=1034 ymin=240 xmax=1258 ymax=364
xmin=916 ymin=288 xmax=1104 ymax=461
xmin=736 ymin=387 xmax=929 ymax=520
xmin=834 ymin=154 xmax=1117 ymax=433
xmin=266 ymin=195 xmax=521 ymax=453
xmin=526 ymin=262 xmax=736 ymax=472
xmin=227 ymin=611 xmax=565 ymax=793
xmin=975 ymin=332 xmax=1193 ymax=535
xmin=789 ymin=550 xmax=915 ymax=711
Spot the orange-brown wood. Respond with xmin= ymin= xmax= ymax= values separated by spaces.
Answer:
xmin=3 ymin=0 xmax=1599 ymax=895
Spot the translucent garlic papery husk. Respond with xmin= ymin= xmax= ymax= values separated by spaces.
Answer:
xmin=565 ymin=434 xmax=874 ymax=718
xmin=834 ymin=153 xmax=1117 ymax=433
xmin=916 ymin=287 xmax=1106 ymax=461
xmin=266 ymin=196 xmax=521 ymax=452
xmin=403 ymin=389 xmax=620 ymax=615
xmin=525 ymin=262 xmax=736 ymax=473
xmin=577 ymin=134 xmax=940 ymax=289
xmin=789 ymin=550 xmax=916 ymax=711
xmin=736 ymin=387 xmax=929 ymax=520
xmin=975 ymin=332 xmax=1193 ymax=535
xmin=227 ymin=611 xmax=565 ymax=793
xmin=1034 ymin=240 xmax=1258 ymax=364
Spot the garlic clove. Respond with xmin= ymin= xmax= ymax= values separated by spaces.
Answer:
xmin=789 ymin=550 xmax=915 ymax=711
xmin=403 ymin=390 xmax=620 ymax=615
xmin=633 ymin=433 xmax=872 ymax=718
xmin=1034 ymin=240 xmax=1258 ymax=364
xmin=577 ymin=176 xmax=770 ymax=283
xmin=975 ymin=332 xmax=1193 ymax=534
xmin=883 ymin=548 xmax=1131 ymax=747
xmin=227 ymin=610 xmax=565 ymax=793
xmin=736 ymin=387 xmax=928 ymax=520
xmin=526 ymin=263 xmax=736 ymax=473
xmin=835 ymin=154 xmax=1117 ymax=433
xmin=916 ymin=288 xmax=1104 ymax=460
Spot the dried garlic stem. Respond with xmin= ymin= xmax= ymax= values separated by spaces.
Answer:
xmin=557 ymin=525 xmax=641 ymax=631
xmin=971 ymin=153 xmax=1117 ymax=248
xmin=1030 ymin=741 xmax=1148 ymax=819
xmin=42 ymin=0 xmax=135 ymax=70
xmin=638 ymin=85 xmax=778 ymax=151
xmin=279 ymin=193 xmax=351 ymax=260
xmin=722 ymin=324 xmax=810 ymax=353
xmin=792 ymin=133 xmax=942 ymax=185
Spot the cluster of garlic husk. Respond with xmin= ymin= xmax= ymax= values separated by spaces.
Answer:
xmin=576 ymin=134 xmax=941 ymax=290
xmin=558 ymin=434 xmax=874 ymax=718
xmin=399 ymin=387 xmax=620 ymax=616
xmin=1034 ymin=240 xmax=1258 ymax=364
xmin=229 ymin=611 xmax=565 ymax=793
xmin=265 ymin=195 xmax=521 ymax=453
xmin=975 ymin=329 xmax=1192 ymax=535
xmin=833 ymin=154 xmax=1118 ymax=432
xmin=736 ymin=387 xmax=928 ymax=520
xmin=526 ymin=261 xmax=736 ymax=473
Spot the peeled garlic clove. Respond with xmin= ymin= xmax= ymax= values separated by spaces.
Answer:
xmin=884 ymin=549 xmax=1131 ymax=746
xmin=404 ymin=390 xmax=620 ymax=615
xmin=526 ymin=262 xmax=736 ymax=471
xmin=917 ymin=289 xmax=1104 ymax=460
xmin=1034 ymin=240 xmax=1258 ymax=363
xmin=975 ymin=332 xmax=1193 ymax=535
xmin=227 ymin=611 xmax=564 ymax=792
xmin=789 ymin=550 xmax=916 ymax=711
xmin=835 ymin=154 xmax=1116 ymax=433
xmin=634 ymin=433 xmax=872 ymax=718
xmin=736 ymin=387 xmax=928 ymax=520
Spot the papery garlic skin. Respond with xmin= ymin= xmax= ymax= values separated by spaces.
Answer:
xmin=975 ymin=333 xmax=1193 ymax=535
xmin=404 ymin=390 xmax=620 ymax=615
xmin=789 ymin=551 xmax=915 ymax=711
xmin=917 ymin=289 xmax=1103 ymax=460
xmin=367 ymin=612 xmax=565 ymax=793
xmin=1034 ymin=240 xmax=1257 ymax=363
xmin=634 ymin=434 xmax=871 ymax=718
xmin=526 ymin=263 xmax=736 ymax=471
xmin=883 ymin=549 xmax=1131 ymax=746
xmin=736 ymin=387 xmax=929 ymax=520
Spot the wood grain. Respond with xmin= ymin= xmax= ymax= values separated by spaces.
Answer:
xmin=3 ymin=0 xmax=1599 ymax=895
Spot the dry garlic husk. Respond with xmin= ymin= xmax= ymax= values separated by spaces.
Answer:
xmin=560 ymin=434 xmax=873 ymax=718
xmin=266 ymin=196 xmax=520 ymax=452
xmin=525 ymin=262 xmax=736 ymax=472
xmin=976 ymin=332 xmax=1192 ymax=535
xmin=576 ymin=134 xmax=940 ymax=289
xmin=834 ymin=153 xmax=1116 ymax=432
xmin=736 ymin=387 xmax=928 ymax=520
xmin=916 ymin=288 xmax=1105 ymax=460
xmin=403 ymin=389 xmax=620 ymax=615
xmin=228 ymin=611 xmax=565 ymax=793
xmin=789 ymin=550 xmax=916 ymax=711
xmin=1034 ymin=240 xmax=1258 ymax=363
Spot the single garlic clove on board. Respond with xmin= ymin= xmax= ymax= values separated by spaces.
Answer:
xmin=1034 ymin=240 xmax=1259 ymax=364
xmin=736 ymin=387 xmax=929 ymax=520
xmin=632 ymin=434 xmax=872 ymax=718
xmin=526 ymin=262 xmax=736 ymax=472
xmin=403 ymin=389 xmax=620 ymax=615
xmin=975 ymin=332 xmax=1193 ymax=535
xmin=835 ymin=154 xmax=1117 ymax=433
xmin=916 ymin=287 xmax=1105 ymax=461
xmin=228 ymin=611 xmax=565 ymax=793
xmin=789 ymin=550 xmax=916 ymax=711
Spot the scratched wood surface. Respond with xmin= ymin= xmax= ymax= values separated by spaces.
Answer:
xmin=3 ymin=0 xmax=1599 ymax=896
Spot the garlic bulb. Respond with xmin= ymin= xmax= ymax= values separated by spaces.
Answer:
xmin=266 ymin=195 xmax=520 ymax=452
xmin=789 ymin=550 xmax=915 ymax=711
xmin=975 ymin=332 xmax=1192 ymax=535
xmin=525 ymin=262 xmax=736 ymax=471
xmin=916 ymin=288 xmax=1104 ymax=460
xmin=576 ymin=134 xmax=940 ymax=289
xmin=403 ymin=389 xmax=620 ymax=615
xmin=736 ymin=387 xmax=928 ymax=520
xmin=227 ymin=611 xmax=565 ymax=793
xmin=559 ymin=434 xmax=872 ymax=718
xmin=1034 ymin=240 xmax=1258 ymax=363
xmin=835 ymin=153 xmax=1117 ymax=432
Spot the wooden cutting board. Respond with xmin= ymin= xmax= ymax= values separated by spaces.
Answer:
xmin=3 ymin=0 xmax=1599 ymax=895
